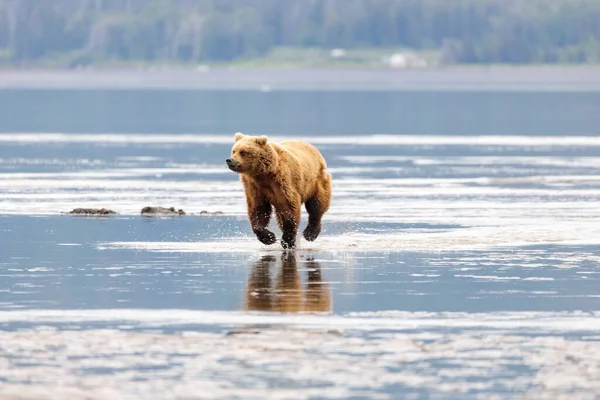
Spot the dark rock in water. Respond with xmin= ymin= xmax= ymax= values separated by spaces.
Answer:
xmin=67 ymin=208 xmax=117 ymax=216
xmin=198 ymin=210 xmax=225 ymax=216
xmin=141 ymin=206 xmax=186 ymax=216
xmin=139 ymin=207 xmax=224 ymax=216
xmin=225 ymin=329 xmax=261 ymax=336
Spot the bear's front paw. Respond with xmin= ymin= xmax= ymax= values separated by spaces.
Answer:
xmin=303 ymin=224 xmax=321 ymax=242
xmin=255 ymin=229 xmax=277 ymax=245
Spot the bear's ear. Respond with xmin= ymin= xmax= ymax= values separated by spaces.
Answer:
xmin=255 ymin=135 xmax=268 ymax=146
xmin=234 ymin=132 xmax=245 ymax=142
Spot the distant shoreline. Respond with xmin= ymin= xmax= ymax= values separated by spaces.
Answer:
xmin=1 ymin=66 xmax=600 ymax=91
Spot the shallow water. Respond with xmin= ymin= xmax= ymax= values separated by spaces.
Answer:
xmin=1 ymin=87 xmax=600 ymax=399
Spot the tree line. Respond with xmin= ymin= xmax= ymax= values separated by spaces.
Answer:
xmin=0 ymin=0 xmax=599 ymax=66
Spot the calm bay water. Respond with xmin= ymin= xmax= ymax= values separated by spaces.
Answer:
xmin=1 ymin=80 xmax=600 ymax=399
xmin=1 ymin=88 xmax=599 ymax=135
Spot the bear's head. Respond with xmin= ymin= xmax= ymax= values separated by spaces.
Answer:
xmin=226 ymin=132 xmax=275 ymax=176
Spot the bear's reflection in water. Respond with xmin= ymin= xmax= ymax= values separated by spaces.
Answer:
xmin=244 ymin=252 xmax=332 ymax=313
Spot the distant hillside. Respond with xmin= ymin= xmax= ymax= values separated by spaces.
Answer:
xmin=0 ymin=0 xmax=599 ymax=67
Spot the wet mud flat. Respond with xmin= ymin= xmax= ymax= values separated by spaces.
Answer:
xmin=1 ymin=127 xmax=600 ymax=397
xmin=1 ymin=212 xmax=600 ymax=398
xmin=1 ymin=309 xmax=600 ymax=399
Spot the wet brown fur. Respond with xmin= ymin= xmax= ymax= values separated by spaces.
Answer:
xmin=228 ymin=132 xmax=332 ymax=249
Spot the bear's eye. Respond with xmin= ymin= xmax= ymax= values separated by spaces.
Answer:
xmin=240 ymin=151 xmax=247 ymax=157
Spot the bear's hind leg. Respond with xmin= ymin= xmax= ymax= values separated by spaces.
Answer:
xmin=249 ymin=196 xmax=277 ymax=245
xmin=303 ymin=197 xmax=325 ymax=241
xmin=303 ymin=174 xmax=331 ymax=242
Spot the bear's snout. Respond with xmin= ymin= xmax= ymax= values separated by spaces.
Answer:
xmin=226 ymin=158 xmax=241 ymax=172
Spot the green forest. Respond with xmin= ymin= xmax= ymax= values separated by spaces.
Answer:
xmin=1 ymin=0 xmax=600 ymax=67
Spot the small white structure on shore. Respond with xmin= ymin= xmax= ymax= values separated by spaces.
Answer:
xmin=386 ymin=52 xmax=428 ymax=68
xmin=330 ymin=48 xmax=347 ymax=58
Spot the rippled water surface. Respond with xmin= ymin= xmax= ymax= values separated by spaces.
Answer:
xmin=1 ymin=87 xmax=600 ymax=399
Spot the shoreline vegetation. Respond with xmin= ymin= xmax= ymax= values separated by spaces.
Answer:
xmin=1 ymin=1 xmax=599 ymax=69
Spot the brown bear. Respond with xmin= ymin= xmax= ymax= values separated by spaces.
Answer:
xmin=226 ymin=132 xmax=332 ymax=249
